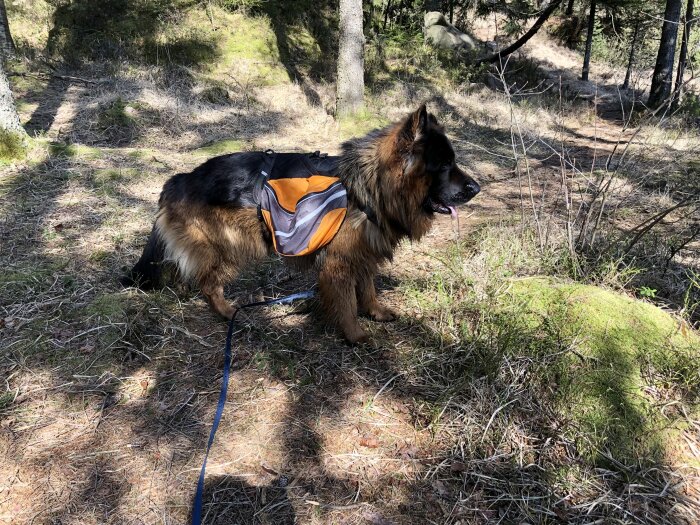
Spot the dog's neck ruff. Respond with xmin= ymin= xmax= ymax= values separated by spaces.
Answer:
xmin=256 ymin=151 xmax=348 ymax=256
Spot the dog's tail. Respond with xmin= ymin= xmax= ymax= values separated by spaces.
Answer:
xmin=120 ymin=223 xmax=166 ymax=290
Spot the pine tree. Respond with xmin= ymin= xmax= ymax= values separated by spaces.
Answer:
xmin=581 ymin=0 xmax=596 ymax=80
xmin=336 ymin=0 xmax=365 ymax=116
xmin=648 ymin=0 xmax=683 ymax=108
xmin=671 ymin=0 xmax=694 ymax=110
xmin=0 ymin=0 xmax=15 ymax=57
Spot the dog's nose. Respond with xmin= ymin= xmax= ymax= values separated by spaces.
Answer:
xmin=464 ymin=181 xmax=480 ymax=201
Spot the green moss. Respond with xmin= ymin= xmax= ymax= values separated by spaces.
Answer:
xmin=7 ymin=71 xmax=46 ymax=94
xmin=16 ymin=100 xmax=39 ymax=115
xmin=0 ymin=261 xmax=69 ymax=288
xmin=505 ymin=277 xmax=700 ymax=464
xmin=86 ymin=293 xmax=126 ymax=320
xmin=213 ymin=12 xmax=288 ymax=85
xmin=126 ymin=148 xmax=157 ymax=159
xmin=0 ymin=129 xmax=29 ymax=162
xmin=195 ymin=139 xmax=248 ymax=156
xmin=403 ymin=263 xmax=700 ymax=468
xmin=49 ymin=142 xmax=102 ymax=159
xmin=98 ymin=97 xmax=136 ymax=128
xmin=338 ymin=110 xmax=388 ymax=139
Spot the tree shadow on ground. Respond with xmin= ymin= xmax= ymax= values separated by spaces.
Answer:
xmin=182 ymin=272 xmax=700 ymax=523
xmin=200 ymin=475 xmax=296 ymax=524
xmin=259 ymin=1 xmax=338 ymax=108
xmin=3 ymin=161 xmax=698 ymax=522
xmin=24 ymin=75 xmax=72 ymax=135
xmin=47 ymin=0 xmax=218 ymax=67
xmin=0 ymin=105 xmax=287 ymax=522
xmin=482 ymin=55 xmax=643 ymax=125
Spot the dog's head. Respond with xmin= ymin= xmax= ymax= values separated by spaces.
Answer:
xmin=398 ymin=104 xmax=480 ymax=218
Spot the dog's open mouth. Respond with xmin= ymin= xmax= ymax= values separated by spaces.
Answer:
xmin=425 ymin=197 xmax=458 ymax=218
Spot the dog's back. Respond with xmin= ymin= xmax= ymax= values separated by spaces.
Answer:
xmin=121 ymin=151 xmax=340 ymax=290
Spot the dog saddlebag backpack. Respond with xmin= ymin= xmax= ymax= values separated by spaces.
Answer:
xmin=257 ymin=151 xmax=347 ymax=256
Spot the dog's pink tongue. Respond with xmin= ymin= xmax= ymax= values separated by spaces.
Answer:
xmin=449 ymin=206 xmax=458 ymax=219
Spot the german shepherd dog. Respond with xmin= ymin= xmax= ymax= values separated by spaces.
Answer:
xmin=122 ymin=105 xmax=480 ymax=344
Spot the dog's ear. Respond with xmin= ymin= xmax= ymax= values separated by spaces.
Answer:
xmin=401 ymin=104 xmax=429 ymax=142
xmin=413 ymin=103 xmax=428 ymax=138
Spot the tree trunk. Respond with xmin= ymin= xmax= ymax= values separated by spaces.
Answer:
xmin=622 ymin=19 xmax=640 ymax=90
xmin=648 ymin=0 xmax=683 ymax=108
xmin=565 ymin=0 xmax=575 ymax=15
xmin=477 ymin=0 xmax=562 ymax=65
xmin=671 ymin=0 xmax=694 ymax=110
xmin=581 ymin=0 xmax=596 ymax=81
xmin=336 ymin=0 xmax=364 ymax=116
xmin=383 ymin=0 xmax=393 ymax=30
xmin=0 ymin=63 xmax=26 ymax=136
xmin=0 ymin=0 xmax=14 ymax=57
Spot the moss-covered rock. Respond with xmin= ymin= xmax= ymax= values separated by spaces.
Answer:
xmin=505 ymin=277 xmax=700 ymax=464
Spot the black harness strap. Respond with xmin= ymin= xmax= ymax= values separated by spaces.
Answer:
xmin=357 ymin=201 xmax=379 ymax=227
xmin=357 ymin=201 xmax=412 ymax=237
xmin=255 ymin=149 xmax=276 ymax=221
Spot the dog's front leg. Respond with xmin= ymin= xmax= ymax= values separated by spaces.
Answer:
xmin=357 ymin=271 xmax=396 ymax=322
xmin=319 ymin=258 xmax=368 ymax=344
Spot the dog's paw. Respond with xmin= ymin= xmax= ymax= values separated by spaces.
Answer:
xmin=369 ymin=305 xmax=396 ymax=322
xmin=346 ymin=329 xmax=370 ymax=345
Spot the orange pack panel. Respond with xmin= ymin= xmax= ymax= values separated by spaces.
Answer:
xmin=294 ymin=207 xmax=347 ymax=257
xmin=266 ymin=175 xmax=341 ymax=213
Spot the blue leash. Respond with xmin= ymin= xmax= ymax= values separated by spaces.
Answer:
xmin=191 ymin=289 xmax=315 ymax=525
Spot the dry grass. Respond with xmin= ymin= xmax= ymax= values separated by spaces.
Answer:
xmin=1 ymin=5 xmax=700 ymax=525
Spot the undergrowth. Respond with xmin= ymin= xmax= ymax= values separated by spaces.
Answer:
xmin=0 ymin=129 xmax=29 ymax=162
xmin=395 ymin=225 xmax=700 ymax=520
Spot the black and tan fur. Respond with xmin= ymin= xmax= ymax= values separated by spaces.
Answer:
xmin=122 ymin=105 xmax=480 ymax=344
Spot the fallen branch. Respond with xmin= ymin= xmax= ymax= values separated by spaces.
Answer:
xmin=7 ymin=71 xmax=109 ymax=84
xmin=476 ymin=0 xmax=562 ymax=65
xmin=623 ymin=196 xmax=696 ymax=255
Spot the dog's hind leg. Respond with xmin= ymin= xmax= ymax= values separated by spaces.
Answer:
xmin=200 ymin=278 xmax=236 ymax=320
xmin=196 ymin=209 xmax=269 ymax=320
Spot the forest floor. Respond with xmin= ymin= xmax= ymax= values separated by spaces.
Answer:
xmin=2 ymin=6 xmax=700 ymax=525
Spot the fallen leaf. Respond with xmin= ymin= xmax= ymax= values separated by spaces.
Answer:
xmin=432 ymin=479 xmax=449 ymax=497
xmin=359 ymin=436 xmax=380 ymax=448
xmin=260 ymin=463 xmax=279 ymax=476
xmin=397 ymin=444 xmax=418 ymax=459
xmin=450 ymin=460 xmax=468 ymax=473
